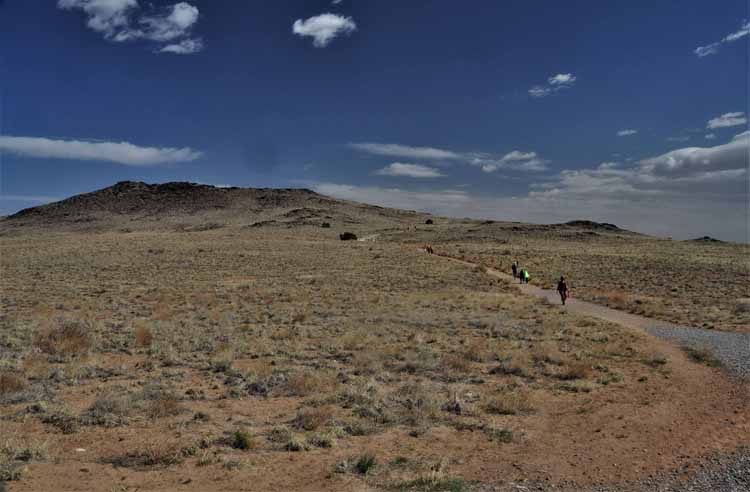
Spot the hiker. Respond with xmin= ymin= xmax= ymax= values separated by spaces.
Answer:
xmin=518 ymin=268 xmax=525 ymax=284
xmin=511 ymin=261 xmax=518 ymax=278
xmin=557 ymin=276 xmax=568 ymax=305
xmin=523 ymin=269 xmax=530 ymax=284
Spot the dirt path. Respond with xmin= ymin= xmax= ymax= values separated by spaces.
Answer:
xmin=439 ymin=254 xmax=750 ymax=382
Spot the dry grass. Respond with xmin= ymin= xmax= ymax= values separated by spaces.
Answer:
xmin=0 ymin=373 xmax=25 ymax=397
xmin=0 ymin=228 xmax=739 ymax=491
xmin=33 ymin=318 xmax=93 ymax=359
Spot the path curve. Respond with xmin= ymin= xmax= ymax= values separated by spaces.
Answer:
xmin=437 ymin=253 xmax=750 ymax=382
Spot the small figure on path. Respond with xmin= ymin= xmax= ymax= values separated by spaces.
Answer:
xmin=523 ymin=269 xmax=530 ymax=284
xmin=511 ymin=261 xmax=518 ymax=278
xmin=557 ymin=276 xmax=568 ymax=305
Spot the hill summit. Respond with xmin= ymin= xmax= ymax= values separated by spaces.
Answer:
xmin=1 ymin=181 xmax=424 ymax=233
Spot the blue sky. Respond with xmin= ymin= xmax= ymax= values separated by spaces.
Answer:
xmin=1 ymin=1 xmax=748 ymax=241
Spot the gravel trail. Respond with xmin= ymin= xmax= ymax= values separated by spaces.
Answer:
xmin=439 ymin=254 xmax=750 ymax=382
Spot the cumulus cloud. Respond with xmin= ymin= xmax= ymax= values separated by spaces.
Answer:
xmin=292 ymin=13 xmax=356 ymax=47
xmin=0 ymin=136 xmax=202 ymax=166
xmin=58 ymin=0 xmax=203 ymax=54
xmin=349 ymin=143 xmax=461 ymax=160
xmin=695 ymin=20 xmax=749 ymax=57
xmin=529 ymin=72 xmax=577 ymax=98
xmin=617 ymin=129 xmax=638 ymax=137
xmin=375 ymin=163 xmax=445 ymax=178
xmin=320 ymin=133 xmax=749 ymax=241
xmin=707 ymin=111 xmax=747 ymax=129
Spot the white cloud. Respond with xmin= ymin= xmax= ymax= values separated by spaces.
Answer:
xmin=705 ymin=134 xmax=716 ymax=140
xmin=695 ymin=20 xmax=750 ymax=57
xmin=695 ymin=42 xmax=721 ymax=58
xmin=529 ymin=72 xmax=577 ymax=98
xmin=159 ymin=38 xmax=203 ymax=54
xmin=0 ymin=136 xmax=202 ymax=166
xmin=528 ymin=86 xmax=552 ymax=98
xmin=667 ymin=136 xmax=690 ymax=142
xmin=351 ymin=142 xmax=547 ymax=173
xmin=707 ymin=111 xmax=747 ymax=129
xmin=292 ymin=13 xmax=356 ymax=47
xmin=474 ymin=151 xmax=548 ymax=172
xmin=375 ymin=163 xmax=445 ymax=178
xmin=548 ymin=73 xmax=576 ymax=86
xmin=617 ymin=129 xmax=638 ymax=137
xmin=58 ymin=0 xmax=203 ymax=54
xmin=349 ymin=142 xmax=461 ymax=160
xmin=723 ymin=19 xmax=750 ymax=42
xmin=58 ymin=0 xmax=137 ymax=37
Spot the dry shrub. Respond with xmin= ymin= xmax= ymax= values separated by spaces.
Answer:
xmin=134 ymin=324 xmax=153 ymax=348
xmin=462 ymin=338 xmax=487 ymax=362
xmin=147 ymin=395 xmax=182 ymax=418
xmin=483 ymin=390 xmax=534 ymax=415
xmin=0 ymin=373 xmax=25 ymax=396
xmin=604 ymin=291 xmax=629 ymax=308
xmin=107 ymin=441 xmax=184 ymax=469
xmin=284 ymin=371 xmax=335 ymax=397
xmin=33 ymin=319 xmax=93 ymax=358
xmin=292 ymin=405 xmax=335 ymax=431
xmin=443 ymin=354 xmax=472 ymax=373
xmin=531 ymin=343 xmax=564 ymax=366
xmin=555 ymin=361 xmax=592 ymax=380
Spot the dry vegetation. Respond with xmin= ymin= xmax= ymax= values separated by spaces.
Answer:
xmin=0 ymin=228 xmax=747 ymax=491
xmin=388 ymin=223 xmax=750 ymax=332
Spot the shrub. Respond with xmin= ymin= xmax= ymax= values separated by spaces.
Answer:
xmin=321 ymin=222 xmax=331 ymax=228
xmin=292 ymin=406 xmax=334 ymax=431
xmin=354 ymin=453 xmax=376 ymax=475
xmin=33 ymin=319 xmax=93 ymax=359
xmin=232 ymin=430 xmax=255 ymax=450
xmin=339 ymin=232 xmax=358 ymax=241
xmin=483 ymin=390 xmax=534 ymax=415
xmin=684 ymin=346 xmax=722 ymax=367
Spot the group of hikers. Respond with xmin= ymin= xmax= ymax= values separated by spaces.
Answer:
xmin=512 ymin=261 xmax=569 ymax=305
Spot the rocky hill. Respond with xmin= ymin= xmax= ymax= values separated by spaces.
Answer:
xmin=0 ymin=181 xmax=426 ymax=234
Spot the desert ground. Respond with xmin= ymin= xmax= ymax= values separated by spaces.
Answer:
xmin=0 ymin=182 xmax=748 ymax=492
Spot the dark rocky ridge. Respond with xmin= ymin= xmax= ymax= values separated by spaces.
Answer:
xmin=0 ymin=181 xmax=424 ymax=233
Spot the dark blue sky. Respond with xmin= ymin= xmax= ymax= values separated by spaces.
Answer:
xmin=1 ymin=1 xmax=748 ymax=240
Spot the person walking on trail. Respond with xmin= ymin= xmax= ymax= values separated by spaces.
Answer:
xmin=523 ymin=269 xmax=530 ymax=284
xmin=511 ymin=261 xmax=518 ymax=278
xmin=557 ymin=276 xmax=569 ymax=305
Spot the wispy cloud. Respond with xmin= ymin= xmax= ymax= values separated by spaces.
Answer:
xmin=292 ymin=13 xmax=356 ymax=47
xmin=349 ymin=143 xmax=461 ymax=160
xmin=617 ymin=129 xmax=638 ymax=137
xmin=705 ymin=133 xmax=716 ymax=140
xmin=350 ymin=142 xmax=547 ymax=173
xmin=0 ymin=136 xmax=202 ymax=166
xmin=707 ymin=111 xmax=747 ymax=129
xmin=529 ymin=72 xmax=577 ymax=98
xmin=473 ymin=151 xmax=548 ymax=172
xmin=375 ymin=163 xmax=445 ymax=178
xmin=58 ymin=0 xmax=203 ymax=54
xmin=695 ymin=20 xmax=749 ymax=57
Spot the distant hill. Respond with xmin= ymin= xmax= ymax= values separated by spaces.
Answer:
xmin=0 ymin=181 xmax=426 ymax=234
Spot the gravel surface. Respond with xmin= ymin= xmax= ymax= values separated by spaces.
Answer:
xmin=482 ymin=447 xmax=750 ymax=492
xmin=644 ymin=326 xmax=750 ymax=382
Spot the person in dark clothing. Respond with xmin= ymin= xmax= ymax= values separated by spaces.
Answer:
xmin=511 ymin=261 xmax=518 ymax=278
xmin=557 ymin=276 xmax=568 ymax=305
